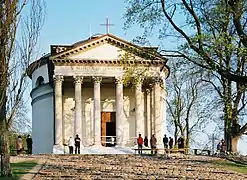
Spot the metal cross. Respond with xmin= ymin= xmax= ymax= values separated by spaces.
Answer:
xmin=100 ymin=17 xmax=114 ymax=34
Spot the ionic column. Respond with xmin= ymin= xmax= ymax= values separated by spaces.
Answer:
xmin=93 ymin=76 xmax=102 ymax=146
xmin=154 ymin=77 xmax=163 ymax=147
xmin=115 ymin=76 xmax=124 ymax=145
xmin=150 ymin=88 xmax=154 ymax=136
xmin=74 ymin=76 xmax=83 ymax=138
xmin=55 ymin=75 xmax=64 ymax=145
xmin=146 ymin=89 xmax=151 ymax=139
xmin=135 ymin=78 xmax=144 ymax=137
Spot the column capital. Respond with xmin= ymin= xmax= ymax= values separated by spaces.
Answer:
xmin=135 ymin=77 xmax=144 ymax=85
xmin=54 ymin=75 xmax=64 ymax=83
xmin=115 ymin=76 xmax=123 ymax=84
xmin=92 ymin=76 xmax=102 ymax=84
xmin=145 ymin=88 xmax=152 ymax=94
xmin=73 ymin=76 xmax=83 ymax=84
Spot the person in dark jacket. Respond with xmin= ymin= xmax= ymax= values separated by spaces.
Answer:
xmin=163 ymin=134 xmax=168 ymax=149
xmin=169 ymin=137 xmax=173 ymax=149
xmin=26 ymin=135 xmax=33 ymax=154
xmin=74 ymin=134 xmax=81 ymax=154
xmin=144 ymin=136 xmax=148 ymax=147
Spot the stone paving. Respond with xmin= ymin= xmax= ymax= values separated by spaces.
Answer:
xmin=32 ymin=154 xmax=247 ymax=180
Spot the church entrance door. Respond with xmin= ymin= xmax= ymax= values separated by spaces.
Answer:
xmin=101 ymin=112 xmax=116 ymax=147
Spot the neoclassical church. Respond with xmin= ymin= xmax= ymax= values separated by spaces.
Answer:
xmin=28 ymin=34 xmax=169 ymax=154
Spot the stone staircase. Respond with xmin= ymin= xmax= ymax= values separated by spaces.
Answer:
xmin=34 ymin=155 xmax=247 ymax=180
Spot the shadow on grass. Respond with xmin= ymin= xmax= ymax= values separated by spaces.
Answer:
xmin=0 ymin=160 xmax=37 ymax=180
xmin=185 ymin=158 xmax=247 ymax=175
xmin=211 ymin=160 xmax=247 ymax=174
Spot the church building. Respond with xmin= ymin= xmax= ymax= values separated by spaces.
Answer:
xmin=28 ymin=33 xmax=169 ymax=154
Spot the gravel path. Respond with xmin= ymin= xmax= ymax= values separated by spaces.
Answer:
xmin=31 ymin=154 xmax=247 ymax=180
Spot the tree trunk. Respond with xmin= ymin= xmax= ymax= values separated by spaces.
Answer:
xmin=0 ymin=118 xmax=12 ymax=177
xmin=0 ymin=81 xmax=11 ymax=176
xmin=174 ymin=125 xmax=178 ymax=147
xmin=231 ymin=136 xmax=240 ymax=153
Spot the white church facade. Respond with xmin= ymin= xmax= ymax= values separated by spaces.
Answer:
xmin=28 ymin=34 xmax=169 ymax=154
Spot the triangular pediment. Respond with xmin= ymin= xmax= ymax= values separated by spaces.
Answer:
xmin=50 ymin=34 xmax=164 ymax=61
xmin=69 ymin=43 xmax=124 ymax=60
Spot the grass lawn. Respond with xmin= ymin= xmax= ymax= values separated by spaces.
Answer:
xmin=0 ymin=160 xmax=37 ymax=180
xmin=212 ymin=159 xmax=247 ymax=174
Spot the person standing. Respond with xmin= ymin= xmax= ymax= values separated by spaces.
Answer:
xmin=150 ymin=134 xmax=157 ymax=155
xmin=178 ymin=136 xmax=182 ymax=149
xmin=74 ymin=134 xmax=81 ymax=154
xmin=16 ymin=135 xmax=23 ymax=156
xmin=216 ymin=141 xmax=221 ymax=154
xmin=26 ymin=135 xmax=33 ymax=154
xmin=137 ymin=134 xmax=143 ymax=154
xmin=68 ymin=137 xmax=74 ymax=154
xmin=163 ymin=134 xmax=168 ymax=149
xmin=169 ymin=137 xmax=173 ymax=149
xmin=144 ymin=136 xmax=148 ymax=147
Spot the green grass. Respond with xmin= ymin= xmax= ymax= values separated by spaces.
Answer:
xmin=0 ymin=160 xmax=37 ymax=180
xmin=212 ymin=159 xmax=247 ymax=174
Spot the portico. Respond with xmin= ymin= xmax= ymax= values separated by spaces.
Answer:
xmin=53 ymin=72 xmax=163 ymax=147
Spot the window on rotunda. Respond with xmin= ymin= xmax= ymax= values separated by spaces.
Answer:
xmin=35 ymin=76 xmax=44 ymax=87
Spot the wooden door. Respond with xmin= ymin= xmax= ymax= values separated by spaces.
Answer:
xmin=101 ymin=112 xmax=111 ymax=146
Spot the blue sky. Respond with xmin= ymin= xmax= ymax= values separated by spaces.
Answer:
xmin=39 ymin=0 xmax=147 ymax=54
xmin=23 ymin=0 xmax=247 ymax=154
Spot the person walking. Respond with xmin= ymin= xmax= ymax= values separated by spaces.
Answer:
xmin=74 ymin=134 xmax=81 ymax=154
xmin=16 ymin=135 xmax=23 ymax=156
xmin=137 ymin=134 xmax=143 ymax=154
xmin=150 ymin=134 xmax=157 ymax=155
xmin=26 ymin=135 xmax=33 ymax=154
xmin=68 ymin=137 xmax=74 ymax=154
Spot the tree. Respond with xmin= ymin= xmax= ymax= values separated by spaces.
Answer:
xmin=124 ymin=0 xmax=247 ymax=83
xmin=124 ymin=0 xmax=247 ymax=152
xmin=0 ymin=0 xmax=44 ymax=176
xmin=166 ymin=59 xmax=211 ymax=149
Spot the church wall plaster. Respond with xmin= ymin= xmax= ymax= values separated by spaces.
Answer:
xmin=32 ymin=94 xmax=54 ymax=154
xmin=32 ymin=64 xmax=50 ymax=89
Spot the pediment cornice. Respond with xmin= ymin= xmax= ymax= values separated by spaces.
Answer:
xmin=49 ymin=34 xmax=166 ymax=61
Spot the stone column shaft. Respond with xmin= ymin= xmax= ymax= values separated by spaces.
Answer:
xmin=135 ymin=81 xmax=144 ymax=137
xmin=116 ymin=77 xmax=124 ymax=145
xmin=151 ymin=88 xmax=155 ymax=135
xmin=55 ymin=75 xmax=63 ymax=145
xmin=146 ymin=90 xmax=151 ymax=139
xmin=154 ymin=78 xmax=162 ymax=147
xmin=74 ymin=76 xmax=83 ymax=139
xmin=93 ymin=77 xmax=102 ymax=146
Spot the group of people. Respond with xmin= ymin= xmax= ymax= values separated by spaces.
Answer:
xmin=163 ymin=135 xmax=185 ymax=149
xmin=137 ymin=134 xmax=158 ymax=154
xmin=137 ymin=134 xmax=185 ymax=155
xmin=16 ymin=135 xmax=33 ymax=155
xmin=67 ymin=134 xmax=81 ymax=154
